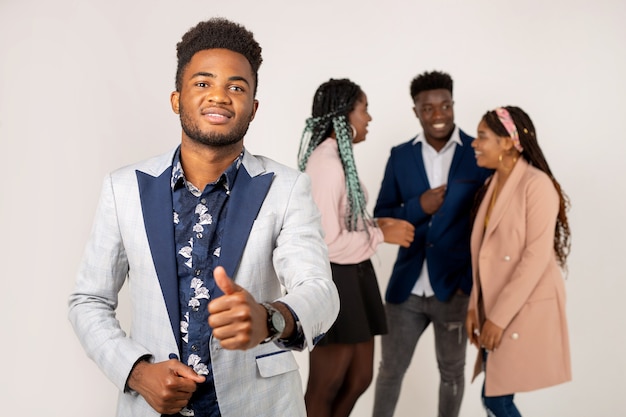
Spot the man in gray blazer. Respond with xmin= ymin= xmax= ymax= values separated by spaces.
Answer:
xmin=68 ymin=18 xmax=339 ymax=417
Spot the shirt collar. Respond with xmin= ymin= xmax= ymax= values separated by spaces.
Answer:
xmin=412 ymin=125 xmax=462 ymax=151
xmin=171 ymin=146 xmax=244 ymax=193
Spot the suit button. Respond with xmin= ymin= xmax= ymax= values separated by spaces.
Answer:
xmin=504 ymin=256 xmax=511 ymax=261
xmin=511 ymin=332 xmax=519 ymax=340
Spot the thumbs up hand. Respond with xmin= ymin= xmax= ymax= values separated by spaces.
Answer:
xmin=208 ymin=266 xmax=268 ymax=350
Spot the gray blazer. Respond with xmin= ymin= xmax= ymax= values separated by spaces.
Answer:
xmin=68 ymin=148 xmax=339 ymax=417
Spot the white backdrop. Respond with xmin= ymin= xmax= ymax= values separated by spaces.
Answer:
xmin=1 ymin=0 xmax=625 ymax=415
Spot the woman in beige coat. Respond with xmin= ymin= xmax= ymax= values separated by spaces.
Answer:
xmin=465 ymin=106 xmax=571 ymax=416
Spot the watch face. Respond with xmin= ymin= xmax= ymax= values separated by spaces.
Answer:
xmin=272 ymin=311 xmax=286 ymax=332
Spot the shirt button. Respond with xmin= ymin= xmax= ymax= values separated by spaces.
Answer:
xmin=195 ymin=269 xmax=201 ymax=276
xmin=511 ymin=332 xmax=519 ymax=340
xmin=504 ymin=256 xmax=511 ymax=261
xmin=197 ymin=233 xmax=203 ymax=239
xmin=191 ymin=344 xmax=199 ymax=352
xmin=192 ymin=306 xmax=199 ymax=312
xmin=200 ymin=198 xmax=207 ymax=204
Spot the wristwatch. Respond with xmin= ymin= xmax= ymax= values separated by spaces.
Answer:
xmin=261 ymin=302 xmax=286 ymax=344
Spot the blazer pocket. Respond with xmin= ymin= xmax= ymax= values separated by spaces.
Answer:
xmin=255 ymin=350 xmax=299 ymax=378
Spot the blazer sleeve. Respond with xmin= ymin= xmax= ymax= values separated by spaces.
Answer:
xmin=488 ymin=174 xmax=560 ymax=329
xmin=272 ymin=172 xmax=340 ymax=351
xmin=68 ymin=174 xmax=152 ymax=391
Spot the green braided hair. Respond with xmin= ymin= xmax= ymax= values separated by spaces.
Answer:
xmin=298 ymin=78 xmax=372 ymax=232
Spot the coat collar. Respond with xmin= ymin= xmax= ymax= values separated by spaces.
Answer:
xmin=474 ymin=157 xmax=530 ymax=242
xmin=409 ymin=128 xmax=474 ymax=187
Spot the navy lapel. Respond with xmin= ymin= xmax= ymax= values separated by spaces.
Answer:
xmin=448 ymin=132 xmax=470 ymax=180
xmin=411 ymin=141 xmax=430 ymax=187
xmin=136 ymin=168 xmax=181 ymax=350
xmin=216 ymin=165 xmax=273 ymax=296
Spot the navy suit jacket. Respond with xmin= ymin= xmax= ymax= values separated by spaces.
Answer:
xmin=374 ymin=129 xmax=491 ymax=303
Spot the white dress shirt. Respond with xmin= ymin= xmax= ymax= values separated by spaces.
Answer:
xmin=411 ymin=126 xmax=462 ymax=297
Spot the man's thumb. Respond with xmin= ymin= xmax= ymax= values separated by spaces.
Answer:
xmin=214 ymin=266 xmax=239 ymax=295
xmin=171 ymin=360 xmax=206 ymax=383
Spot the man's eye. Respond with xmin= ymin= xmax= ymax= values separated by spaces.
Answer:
xmin=230 ymin=85 xmax=244 ymax=92
xmin=196 ymin=82 xmax=208 ymax=88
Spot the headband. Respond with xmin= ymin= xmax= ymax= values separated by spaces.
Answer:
xmin=495 ymin=107 xmax=524 ymax=152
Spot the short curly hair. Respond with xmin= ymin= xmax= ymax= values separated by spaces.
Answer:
xmin=175 ymin=18 xmax=263 ymax=95
xmin=409 ymin=70 xmax=453 ymax=100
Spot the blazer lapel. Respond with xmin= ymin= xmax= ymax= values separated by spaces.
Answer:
xmin=411 ymin=141 xmax=430 ymax=187
xmin=136 ymin=167 xmax=181 ymax=350
xmin=483 ymin=159 xmax=528 ymax=239
xmin=448 ymin=132 xmax=471 ymax=180
xmin=216 ymin=162 xmax=274 ymax=295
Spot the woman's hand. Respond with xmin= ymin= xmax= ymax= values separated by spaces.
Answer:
xmin=479 ymin=319 xmax=504 ymax=351
xmin=377 ymin=217 xmax=415 ymax=247
xmin=465 ymin=309 xmax=480 ymax=348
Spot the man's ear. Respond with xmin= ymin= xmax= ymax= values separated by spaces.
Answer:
xmin=249 ymin=99 xmax=259 ymax=122
xmin=170 ymin=91 xmax=180 ymax=114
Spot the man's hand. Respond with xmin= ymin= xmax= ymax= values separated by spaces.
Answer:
xmin=377 ymin=218 xmax=415 ymax=247
xmin=420 ymin=184 xmax=446 ymax=214
xmin=208 ymin=266 xmax=268 ymax=350
xmin=128 ymin=359 xmax=205 ymax=415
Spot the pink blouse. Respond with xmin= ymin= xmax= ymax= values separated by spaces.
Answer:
xmin=305 ymin=138 xmax=384 ymax=264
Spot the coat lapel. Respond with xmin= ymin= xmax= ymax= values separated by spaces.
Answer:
xmin=133 ymin=150 xmax=273 ymax=344
xmin=483 ymin=158 xmax=529 ymax=240
xmin=136 ymin=167 xmax=181 ymax=350
xmin=216 ymin=158 xmax=274 ymax=295
xmin=448 ymin=130 xmax=471 ymax=180
xmin=411 ymin=141 xmax=430 ymax=187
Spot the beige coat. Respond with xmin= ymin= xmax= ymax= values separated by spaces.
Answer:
xmin=469 ymin=158 xmax=571 ymax=396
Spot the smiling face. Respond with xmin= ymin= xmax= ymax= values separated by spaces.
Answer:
xmin=472 ymin=119 xmax=509 ymax=168
xmin=413 ymin=88 xmax=455 ymax=150
xmin=348 ymin=93 xmax=372 ymax=144
xmin=170 ymin=48 xmax=258 ymax=148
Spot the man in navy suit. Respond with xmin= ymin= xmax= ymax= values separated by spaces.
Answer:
xmin=372 ymin=71 xmax=491 ymax=417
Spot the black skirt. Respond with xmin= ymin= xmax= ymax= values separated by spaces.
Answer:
xmin=317 ymin=259 xmax=388 ymax=346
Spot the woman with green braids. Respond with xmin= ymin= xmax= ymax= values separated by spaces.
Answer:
xmin=299 ymin=78 xmax=415 ymax=417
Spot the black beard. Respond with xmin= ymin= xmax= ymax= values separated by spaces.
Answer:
xmin=179 ymin=103 xmax=251 ymax=147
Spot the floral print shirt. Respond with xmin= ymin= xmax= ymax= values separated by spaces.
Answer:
xmin=171 ymin=147 xmax=242 ymax=417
